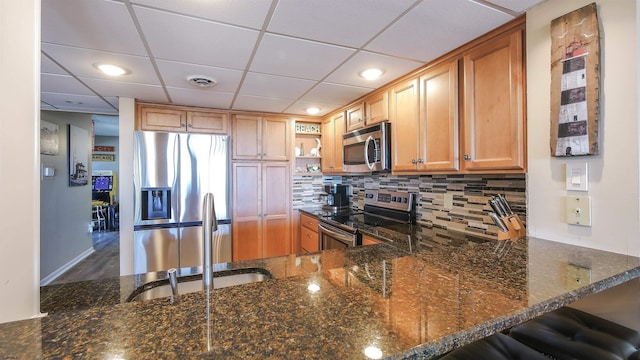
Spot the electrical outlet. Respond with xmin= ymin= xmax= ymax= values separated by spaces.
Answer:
xmin=565 ymin=263 xmax=591 ymax=290
xmin=565 ymin=196 xmax=592 ymax=226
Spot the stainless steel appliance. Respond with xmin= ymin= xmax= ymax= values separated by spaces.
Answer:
xmin=133 ymin=131 xmax=231 ymax=274
xmin=318 ymin=189 xmax=416 ymax=251
xmin=342 ymin=121 xmax=391 ymax=173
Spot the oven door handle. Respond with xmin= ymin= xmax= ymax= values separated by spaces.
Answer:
xmin=318 ymin=222 xmax=354 ymax=243
xmin=364 ymin=135 xmax=378 ymax=171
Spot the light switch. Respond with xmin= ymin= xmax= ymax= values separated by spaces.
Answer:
xmin=566 ymin=196 xmax=592 ymax=226
xmin=566 ymin=163 xmax=588 ymax=191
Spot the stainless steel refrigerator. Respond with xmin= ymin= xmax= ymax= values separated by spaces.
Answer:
xmin=133 ymin=131 xmax=231 ymax=274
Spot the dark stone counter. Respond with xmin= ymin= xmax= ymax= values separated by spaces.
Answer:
xmin=4 ymin=222 xmax=640 ymax=359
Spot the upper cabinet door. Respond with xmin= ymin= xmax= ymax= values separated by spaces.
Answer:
xmin=321 ymin=111 xmax=346 ymax=173
xmin=138 ymin=105 xmax=187 ymax=132
xmin=462 ymin=29 xmax=525 ymax=172
xmin=187 ymin=111 xmax=228 ymax=134
xmin=262 ymin=117 xmax=290 ymax=161
xmin=419 ymin=60 xmax=459 ymax=172
xmin=390 ymin=78 xmax=420 ymax=172
xmin=364 ymin=91 xmax=389 ymax=126
xmin=232 ymin=115 xmax=262 ymax=160
xmin=345 ymin=104 xmax=364 ymax=132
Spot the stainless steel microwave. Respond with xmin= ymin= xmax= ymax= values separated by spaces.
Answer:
xmin=342 ymin=121 xmax=391 ymax=173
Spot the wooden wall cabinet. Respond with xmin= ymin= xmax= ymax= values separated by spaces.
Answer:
xmin=346 ymin=104 xmax=364 ymax=132
xmin=321 ymin=111 xmax=346 ymax=174
xmin=462 ymin=29 xmax=525 ymax=172
xmin=364 ymin=90 xmax=389 ymax=126
xmin=232 ymin=115 xmax=290 ymax=161
xmin=232 ymin=162 xmax=290 ymax=262
xmin=390 ymin=78 xmax=420 ymax=172
xmin=136 ymin=102 xmax=228 ymax=134
xmin=300 ymin=212 xmax=319 ymax=253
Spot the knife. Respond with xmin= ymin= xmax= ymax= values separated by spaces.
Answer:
xmin=497 ymin=194 xmax=513 ymax=215
xmin=492 ymin=196 xmax=510 ymax=216
xmin=489 ymin=199 xmax=506 ymax=217
xmin=489 ymin=212 xmax=509 ymax=232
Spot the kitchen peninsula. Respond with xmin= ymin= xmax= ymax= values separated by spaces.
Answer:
xmin=2 ymin=229 xmax=639 ymax=359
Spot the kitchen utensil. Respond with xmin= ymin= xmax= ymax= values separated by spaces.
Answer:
xmin=489 ymin=212 xmax=509 ymax=232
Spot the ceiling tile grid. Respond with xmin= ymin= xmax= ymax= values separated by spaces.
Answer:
xmin=40 ymin=0 xmax=541 ymax=116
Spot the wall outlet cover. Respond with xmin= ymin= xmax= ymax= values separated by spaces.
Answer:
xmin=566 ymin=196 xmax=592 ymax=226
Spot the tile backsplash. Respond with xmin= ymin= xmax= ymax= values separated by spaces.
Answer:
xmin=292 ymin=173 xmax=526 ymax=240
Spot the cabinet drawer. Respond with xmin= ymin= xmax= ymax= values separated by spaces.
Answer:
xmin=301 ymin=226 xmax=319 ymax=252
xmin=300 ymin=213 xmax=319 ymax=231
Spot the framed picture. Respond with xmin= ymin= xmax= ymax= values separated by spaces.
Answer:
xmin=68 ymin=124 xmax=89 ymax=187
xmin=40 ymin=121 xmax=59 ymax=155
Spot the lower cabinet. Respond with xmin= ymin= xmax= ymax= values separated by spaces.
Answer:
xmin=232 ymin=162 xmax=290 ymax=261
xmin=300 ymin=212 xmax=319 ymax=252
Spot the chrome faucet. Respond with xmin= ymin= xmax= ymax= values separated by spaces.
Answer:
xmin=202 ymin=193 xmax=218 ymax=291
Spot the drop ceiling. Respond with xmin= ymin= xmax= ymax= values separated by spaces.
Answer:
xmin=41 ymin=0 xmax=544 ymax=118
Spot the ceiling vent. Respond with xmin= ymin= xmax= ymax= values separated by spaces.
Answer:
xmin=186 ymin=75 xmax=217 ymax=88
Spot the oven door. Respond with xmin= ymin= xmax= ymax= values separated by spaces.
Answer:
xmin=319 ymin=221 xmax=360 ymax=250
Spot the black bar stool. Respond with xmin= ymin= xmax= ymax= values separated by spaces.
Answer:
xmin=510 ymin=306 xmax=640 ymax=360
xmin=439 ymin=333 xmax=548 ymax=360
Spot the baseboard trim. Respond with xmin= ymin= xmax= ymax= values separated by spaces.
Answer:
xmin=40 ymin=247 xmax=95 ymax=286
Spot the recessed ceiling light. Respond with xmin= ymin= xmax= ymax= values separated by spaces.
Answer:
xmin=94 ymin=63 xmax=128 ymax=76
xmin=306 ymin=107 xmax=320 ymax=115
xmin=359 ymin=68 xmax=384 ymax=81
xmin=186 ymin=75 xmax=217 ymax=88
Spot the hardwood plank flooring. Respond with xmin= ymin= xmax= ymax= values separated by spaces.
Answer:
xmin=48 ymin=230 xmax=120 ymax=285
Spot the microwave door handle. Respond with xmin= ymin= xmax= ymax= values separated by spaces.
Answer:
xmin=364 ymin=135 xmax=376 ymax=171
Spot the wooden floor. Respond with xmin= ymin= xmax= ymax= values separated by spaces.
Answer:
xmin=49 ymin=230 xmax=120 ymax=285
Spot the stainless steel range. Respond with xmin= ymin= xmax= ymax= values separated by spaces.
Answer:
xmin=318 ymin=189 xmax=416 ymax=250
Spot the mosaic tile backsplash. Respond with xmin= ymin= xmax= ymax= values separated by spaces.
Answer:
xmin=292 ymin=173 xmax=526 ymax=240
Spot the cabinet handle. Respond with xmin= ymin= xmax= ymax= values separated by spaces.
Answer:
xmin=188 ymin=123 xmax=192 ymax=128
xmin=180 ymin=123 xmax=186 ymax=127
xmin=464 ymin=154 xmax=471 ymax=160
xmin=411 ymin=159 xmax=417 ymax=164
xmin=417 ymin=159 xmax=424 ymax=164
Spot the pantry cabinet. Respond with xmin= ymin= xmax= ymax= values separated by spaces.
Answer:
xmin=232 ymin=162 xmax=290 ymax=261
xmin=136 ymin=102 xmax=228 ymax=134
xmin=232 ymin=115 xmax=290 ymax=161
xmin=462 ymin=28 xmax=525 ymax=172
xmin=321 ymin=111 xmax=346 ymax=173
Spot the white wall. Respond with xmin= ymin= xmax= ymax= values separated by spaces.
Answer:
xmin=0 ymin=0 xmax=41 ymax=323
xmin=527 ymin=0 xmax=639 ymax=256
xmin=119 ymin=98 xmax=135 ymax=276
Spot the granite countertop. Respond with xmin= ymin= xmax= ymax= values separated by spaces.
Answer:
xmin=3 ymin=219 xmax=640 ymax=359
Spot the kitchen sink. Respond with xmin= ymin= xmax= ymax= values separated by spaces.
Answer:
xmin=127 ymin=268 xmax=272 ymax=302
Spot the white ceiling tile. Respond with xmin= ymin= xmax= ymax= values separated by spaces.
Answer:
xmin=366 ymin=0 xmax=513 ymax=62
xmin=166 ymin=87 xmax=234 ymax=109
xmin=41 ymin=92 xmax=117 ymax=112
xmin=41 ymin=73 xmax=95 ymax=95
xmin=233 ymin=95 xmax=294 ymax=114
xmin=41 ymin=0 xmax=147 ymax=56
xmin=41 ymin=55 xmax=67 ymax=75
xmin=325 ymin=51 xmax=424 ymax=88
xmin=286 ymin=100 xmax=342 ymax=117
xmin=155 ymin=60 xmax=243 ymax=93
xmin=268 ymin=0 xmax=416 ymax=47
xmin=486 ymin=0 xmax=545 ymax=13
xmin=134 ymin=6 xmax=259 ymax=69
xmin=251 ymin=34 xmax=355 ymax=80
xmin=41 ymin=102 xmax=57 ymax=111
xmin=131 ymin=0 xmax=273 ymax=29
xmin=239 ymin=73 xmax=316 ymax=100
xmin=81 ymin=77 xmax=169 ymax=103
xmin=300 ymin=82 xmax=372 ymax=105
xmin=42 ymin=44 xmax=159 ymax=85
